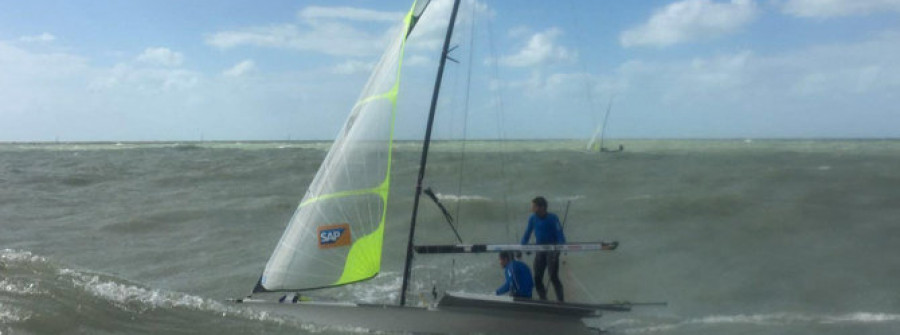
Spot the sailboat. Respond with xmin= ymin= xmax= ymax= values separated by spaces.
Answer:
xmin=586 ymin=97 xmax=625 ymax=153
xmin=232 ymin=1 xmax=650 ymax=333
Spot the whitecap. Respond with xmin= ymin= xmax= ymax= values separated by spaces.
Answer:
xmin=619 ymin=312 xmax=900 ymax=333
xmin=434 ymin=193 xmax=491 ymax=201
xmin=59 ymin=268 xmax=286 ymax=323
xmin=56 ymin=268 xmax=379 ymax=333
xmin=556 ymin=195 xmax=585 ymax=202
xmin=338 ymin=273 xmax=402 ymax=304
xmin=0 ymin=303 xmax=31 ymax=323
xmin=0 ymin=279 xmax=44 ymax=296
xmin=823 ymin=312 xmax=900 ymax=324
xmin=0 ymin=249 xmax=47 ymax=264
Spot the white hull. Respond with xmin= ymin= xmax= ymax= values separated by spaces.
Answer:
xmin=233 ymin=296 xmax=601 ymax=334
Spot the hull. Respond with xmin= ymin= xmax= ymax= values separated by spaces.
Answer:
xmin=233 ymin=297 xmax=601 ymax=334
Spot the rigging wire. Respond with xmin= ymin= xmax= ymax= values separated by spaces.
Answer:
xmin=564 ymin=0 xmax=603 ymax=303
xmin=453 ymin=0 xmax=478 ymax=227
xmin=565 ymin=0 xmax=605 ymax=146
xmin=484 ymin=1 xmax=513 ymax=240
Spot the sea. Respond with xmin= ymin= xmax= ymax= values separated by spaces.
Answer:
xmin=2 ymin=139 xmax=899 ymax=334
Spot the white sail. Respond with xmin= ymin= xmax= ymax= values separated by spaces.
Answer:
xmin=586 ymin=96 xmax=615 ymax=152
xmin=258 ymin=1 xmax=428 ymax=292
xmin=586 ymin=123 xmax=604 ymax=152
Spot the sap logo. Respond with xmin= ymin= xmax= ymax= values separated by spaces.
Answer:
xmin=320 ymin=229 xmax=344 ymax=243
xmin=317 ymin=223 xmax=351 ymax=249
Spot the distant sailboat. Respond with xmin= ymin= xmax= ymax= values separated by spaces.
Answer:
xmin=232 ymin=1 xmax=652 ymax=333
xmin=586 ymin=96 xmax=624 ymax=153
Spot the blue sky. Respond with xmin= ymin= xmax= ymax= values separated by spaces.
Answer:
xmin=1 ymin=0 xmax=899 ymax=141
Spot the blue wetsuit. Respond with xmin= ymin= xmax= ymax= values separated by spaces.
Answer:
xmin=496 ymin=259 xmax=534 ymax=298
xmin=521 ymin=212 xmax=567 ymax=301
xmin=520 ymin=213 xmax=566 ymax=245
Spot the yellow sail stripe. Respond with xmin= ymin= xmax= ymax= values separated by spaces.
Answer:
xmin=353 ymin=90 xmax=397 ymax=111
xmin=298 ymin=178 xmax=390 ymax=208
xmin=332 ymin=2 xmax=415 ymax=285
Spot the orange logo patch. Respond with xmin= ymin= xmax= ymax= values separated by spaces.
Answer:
xmin=317 ymin=223 xmax=351 ymax=249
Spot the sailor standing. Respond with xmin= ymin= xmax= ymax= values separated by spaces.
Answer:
xmin=520 ymin=196 xmax=566 ymax=302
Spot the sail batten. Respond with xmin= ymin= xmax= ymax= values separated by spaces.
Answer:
xmin=256 ymin=2 xmax=420 ymax=293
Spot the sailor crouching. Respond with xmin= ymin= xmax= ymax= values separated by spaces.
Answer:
xmin=496 ymin=251 xmax=534 ymax=299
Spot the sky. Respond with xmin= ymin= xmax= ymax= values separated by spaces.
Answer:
xmin=1 ymin=0 xmax=899 ymax=141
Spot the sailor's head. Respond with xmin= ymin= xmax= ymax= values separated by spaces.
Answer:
xmin=531 ymin=196 xmax=548 ymax=216
xmin=499 ymin=251 xmax=513 ymax=268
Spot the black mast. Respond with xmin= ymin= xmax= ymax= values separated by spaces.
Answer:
xmin=400 ymin=0 xmax=462 ymax=307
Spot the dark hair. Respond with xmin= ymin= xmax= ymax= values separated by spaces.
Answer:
xmin=499 ymin=251 xmax=513 ymax=261
xmin=532 ymin=196 xmax=548 ymax=209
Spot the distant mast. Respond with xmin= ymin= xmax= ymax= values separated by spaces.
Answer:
xmin=587 ymin=96 xmax=624 ymax=153
xmin=599 ymin=97 xmax=612 ymax=150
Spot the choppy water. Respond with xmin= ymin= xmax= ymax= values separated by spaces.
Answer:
xmin=2 ymin=140 xmax=900 ymax=334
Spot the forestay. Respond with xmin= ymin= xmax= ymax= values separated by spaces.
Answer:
xmin=256 ymin=0 xmax=431 ymax=292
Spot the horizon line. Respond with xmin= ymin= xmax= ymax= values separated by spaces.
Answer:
xmin=3 ymin=137 xmax=900 ymax=145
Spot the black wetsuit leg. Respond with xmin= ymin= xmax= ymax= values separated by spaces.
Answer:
xmin=533 ymin=251 xmax=548 ymax=300
xmin=548 ymin=251 xmax=564 ymax=302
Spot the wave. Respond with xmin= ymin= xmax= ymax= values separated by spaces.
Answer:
xmin=434 ymin=193 xmax=492 ymax=202
xmin=426 ymin=193 xmax=585 ymax=204
xmin=614 ymin=312 xmax=900 ymax=333
xmin=555 ymin=195 xmax=586 ymax=202
xmin=0 ymin=249 xmax=46 ymax=264
xmin=332 ymin=271 xmax=403 ymax=304
xmin=0 ymin=304 xmax=31 ymax=324
xmin=1 ymin=249 xmax=47 ymax=324
xmin=0 ymin=249 xmax=374 ymax=334
xmin=171 ymin=143 xmax=204 ymax=151
xmin=60 ymin=269 xmax=232 ymax=315
xmin=327 ymin=263 xmax=495 ymax=307
xmin=0 ymin=278 xmax=44 ymax=296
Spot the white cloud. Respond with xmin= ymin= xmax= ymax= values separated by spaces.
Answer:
xmin=406 ymin=0 xmax=494 ymax=52
xmin=404 ymin=0 xmax=455 ymax=51
xmin=330 ymin=60 xmax=374 ymax=75
xmin=86 ymin=48 xmax=196 ymax=91
xmin=19 ymin=33 xmax=56 ymax=43
xmin=299 ymin=6 xmax=403 ymax=22
xmin=484 ymin=29 xmax=900 ymax=138
xmin=605 ymin=30 xmax=900 ymax=137
xmin=222 ymin=59 xmax=256 ymax=77
xmin=0 ymin=41 xmax=89 ymax=124
xmin=206 ymin=6 xmax=401 ymax=57
xmin=0 ymin=40 xmax=365 ymax=141
xmin=0 ymin=42 xmax=86 ymax=77
xmin=780 ymin=0 xmax=900 ymax=18
xmin=405 ymin=54 xmax=432 ymax=67
xmin=205 ymin=0 xmax=493 ymax=58
xmin=507 ymin=26 xmax=531 ymax=38
xmin=89 ymin=64 xmax=200 ymax=92
xmin=135 ymin=47 xmax=184 ymax=67
xmin=620 ymin=0 xmax=759 ymax=48
xmin=207 ymin=23 xmax=395 ymax=57
xmin=499 ymin=28 xmax=574 ymax=67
